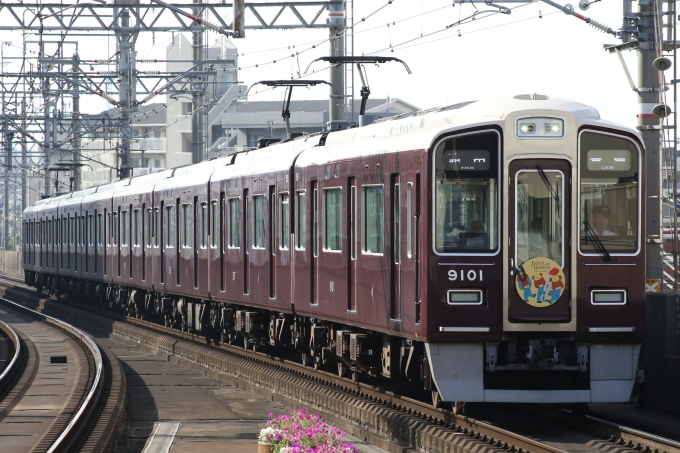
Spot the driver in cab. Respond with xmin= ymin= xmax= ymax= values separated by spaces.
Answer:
xmin=591 ymin=205 xmax=616 ymax=236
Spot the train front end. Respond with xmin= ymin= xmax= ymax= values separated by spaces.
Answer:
xmin=426 ymin=96 xmax=645 ymax=403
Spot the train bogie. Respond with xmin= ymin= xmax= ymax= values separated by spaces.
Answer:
xmin=23 ymin=95 xmax=646 ymax=405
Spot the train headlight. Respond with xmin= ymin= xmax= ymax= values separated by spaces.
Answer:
xmin=516 ymin=117 xmax=565 ymax=139
xmin=544 ymin=122 xmax=561 ymax=134
xmin=518 ymin=123 xmax=536 ymax=134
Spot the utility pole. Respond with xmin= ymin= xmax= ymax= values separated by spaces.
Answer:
xmin=192 ymin=0 xmax=205 ymax=164
xmin=72 ymin=53 xmax=82 ymax=191
xmin=634 ymin=0 xmax=663 ymax=281
xmin=328 ymin=1 xmax=345 ymax=126
xmin=116 ymin=0 xmax=138 ymax=179
xmin=21 ymin=97 xmax=27 ymax=211
xmin=43 ymin=100 xmax=55 ymax=197
xmin=4 ymin=129 xmax=14 ymax=250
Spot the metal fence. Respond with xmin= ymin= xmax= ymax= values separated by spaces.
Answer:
xmin=0 ymin=250 xmax=23 ymax=280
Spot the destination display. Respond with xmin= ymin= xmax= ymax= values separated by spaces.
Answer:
xmin=443 ymin=149 xmax=491 ymax=171
xmin=587 ymin=149 xmax=631 ymax=171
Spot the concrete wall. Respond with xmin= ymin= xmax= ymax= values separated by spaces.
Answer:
xmin=0 ymin=250 xmax=23 ymax=280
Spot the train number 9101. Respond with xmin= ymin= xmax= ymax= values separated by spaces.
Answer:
xmin=448 ymin=269 xmax=484 ymax=282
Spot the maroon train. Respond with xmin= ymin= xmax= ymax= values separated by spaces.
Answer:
xmin=23 ymin=95 xmax=645 ymax=408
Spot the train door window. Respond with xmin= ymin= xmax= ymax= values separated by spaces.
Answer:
xmin=154 ymin=208 xmax=159 ymax=247
xmin=210 ymin=201 xmax=218 ymax=248
xmin=113 ymin=212 xmax=118 ymax=246
xmin=393 ymin=178 xmax=401 ymax=264
xmin=363 ymin=185 xmax=385 ymax=254
xmin=280 ymin=193 xmax=289 ymax=250
xmin=48 ymin=219 xmax=52 ymax=246
xmin=107 ymin=213 xmax=112 ymax=246
xmin=579 ymin=131 xmax=640 ymax=254
xmin=228 ymin=198 xmax=241 ymax=248
xmin=121 ymin=210 xmax=128 ymax=246
xmin=181 ymin=204 xmax=192 ymax=248
xmin=165 ymin=206 xmax=175 ymax=247
xmin=313 ymin=186 xmax=319 ymax=257
xmin=98 ymin=214 xmax=103 ymax=246
xmin=407 ymin=183 xmax=412 ymax=258
xmin=133 ymin=209 xmax=141 ymax=246
xmin=70 ymin=215 xmax=75 ymax=246
xmin=515 ymin=170 xmax=564 ymax=265
xmin=146 ymin=209 xmax=152 ymax=247
xmin=296 ymin=191 xmax=306 ymax=250
xmin=433 ymin=130 xmax=500 ymax=254
xmin=350 ymin=182 xmax=356 ymax=260
xmin=323 ymin=188 xmax=342 ymax=252
xmin=199 ymin=202 xmax=207 ymax=248
xmin=88 ymin=215 xmax=94 ymax=246
xmin=253 ymin=195 xmax=266 ymax=249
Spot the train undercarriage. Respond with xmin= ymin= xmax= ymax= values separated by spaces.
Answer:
xmin=26 ymin=270 xmax=635 ymax=409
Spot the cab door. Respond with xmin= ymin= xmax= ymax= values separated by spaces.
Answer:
xmin=508 ymin=159 xmax=571 ymax=323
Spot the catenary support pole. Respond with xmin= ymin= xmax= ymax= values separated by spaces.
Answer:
xmin=328 ymin=2 xmax=345 ymax=125
xmin=192 ymin=0 xmax=205 ymax=164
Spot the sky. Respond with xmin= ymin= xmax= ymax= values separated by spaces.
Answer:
xmin=0 ymin=0 xmax=662 ymax=131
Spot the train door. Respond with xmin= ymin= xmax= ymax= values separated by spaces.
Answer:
xmin=348 ymin=177 xmax=356 ymax=312
xmin=311 ymin=180 xmax=318 ymax=305
xmin=508 ymin=159 xmax=571 ymax=323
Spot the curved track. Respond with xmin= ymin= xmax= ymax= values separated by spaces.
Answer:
xmin=0 ymin=291 xmax=126 ymax=453
xmin=1 ymin=276 xmax=678 ymax=453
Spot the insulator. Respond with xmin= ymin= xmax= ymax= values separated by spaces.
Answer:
xmin=137 ymin=59 xmax=160 ymax=64
xmin=141 ymin=71 xmax=160 ymax=76
xmin=199 ymin=19 xmax=226 ymax=35
xmin=587 ymin=18 xmax=615 ymax=35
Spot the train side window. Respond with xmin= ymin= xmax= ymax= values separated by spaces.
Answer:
xmin=296 ymin=191 xmax=306 ymax=250
xmin=165 ymin=206 xmax=175 ymax=248
xmin=210 ymin=201 xmax=218 ymax=248
xmin=579 ymin=131 xmax=640 ymax=254
xmin=280 ymin=193 xmax=289 ymax=250
xmin=200 ymin=202 xmax=208 ymax=248
xmin=433 ymin=130 xmax=500 ymax=254
xmin=182 ymin=204 xmax=192 ymax=248
xmin=253 ymin=195 xmax=266 ymax=249
xmin=363 ymin=185 xmax=385 ymax=254
xmin=133 ymin=209 xmax=141 ymax=246
xmin=323 ymin=188 xmax=342 ymax=252
xmin=228 ymin=198 xmax=241 ymax=248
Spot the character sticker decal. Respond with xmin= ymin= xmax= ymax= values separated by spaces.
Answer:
xmin=515 ymin=257 xmax=565 ymax=307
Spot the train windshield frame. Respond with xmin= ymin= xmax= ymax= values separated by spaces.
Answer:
xmin=432 ymin=130 xmax=500 ymax=255
xmin=578 ymin=130 xmax=641 ymax=255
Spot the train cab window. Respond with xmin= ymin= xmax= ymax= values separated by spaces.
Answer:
xmin=253 ymin=195 xmax=266 ymax=249
xmin=165 ymin=206 xmax=175 ymax=248
xmin=363 ymin=185 xmax=385 ymax=254
xmin=182 ymin=204 xmax=192 ymax=248
xmin=324 ymin=188 xmax=342 ymax=252
xmin=516 ymin=170 xmax=564 ymax=266
xmin=228 ymin=198 xmax=241 ymax=248
xmin=433 ymin=131 xmax=500 ymax=254
xmin=296 ymin=191 xmax=306 ymax=250
xmin=579 ymin=131 xmax=640 ymax=254
xmin=280 ymin=193 xmax=289 ymax=250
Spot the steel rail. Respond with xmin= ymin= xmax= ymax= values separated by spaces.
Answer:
xmin=0 ymin=320 xmax=21 ymax=384
xmin=584 ymin=414 xmax=680 ymax=453
xmin=0 ymin=296 xmax=103 ymax=453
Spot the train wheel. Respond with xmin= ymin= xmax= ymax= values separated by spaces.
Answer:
xmin=251 ymin=342 xmax=259 ymax=353
xmin=301 ymin=352 xmax=311 ymax=367
xmin=164 ymin=316 xmax=170 ymax=328
xmin=337 ymin=362 xmax=347 ymax=378
xmin=452 ymin=402 xmax=465 ymax=415
xmin=313 ymin=355 xmax=322 ymax=370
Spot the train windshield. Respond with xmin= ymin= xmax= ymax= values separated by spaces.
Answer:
xmin=433 ymin=131 xmax=499 ymax=254
xmin=579 ymin=131 xmax=640 ymax=254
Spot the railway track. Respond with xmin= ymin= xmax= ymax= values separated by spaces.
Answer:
xmin=1 ymin=276 xmax=677 ymax=453
xmin=0 ymin=289 xmax=126 ymax=453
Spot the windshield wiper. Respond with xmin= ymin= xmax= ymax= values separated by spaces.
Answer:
xmin=583 ymin=219 xmax=611 ymax=262
xmin=535 ymin=166 xmax=559 ymax=203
